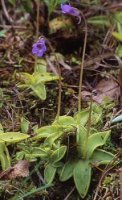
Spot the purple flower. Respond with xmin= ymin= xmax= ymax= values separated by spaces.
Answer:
xmin=61 ymin=4 xmax=81 ymax=23
xmin=32 ymin=38 xmax=47 ymax=57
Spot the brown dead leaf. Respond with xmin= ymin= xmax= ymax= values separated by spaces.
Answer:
xmin=0 ymin=160 xmax=29 ymax=180
xmin=82 ymin=78 xmax=120 ymax=104
xmin=93 ymin=78 xmax=120 ymax=104
xmin=118 ymin=58 xmax=122 ymax=102
xmin=8 ymin=160 xmax=29 ymax=179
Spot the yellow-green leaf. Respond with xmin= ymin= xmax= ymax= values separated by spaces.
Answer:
xmin=50 ymin=146 xmax=67 ymax=163
xmin=0 ymin=132 xmax=29 ymax=143
xmin=112 ymin=31 xmax=122 ymax=42
xmin=21 ymin=117 xmax=30 ymax=133
xmin=44 ymin=163 xmax=56 ymax=184
xmin=31 ymin=83 xmax=46 ymax=100
xmin=91 ymin=149 xmax=114 ymax=165
xmin=87 ymin=15 xmax=110 ymax=26
xmin=60 ymin=160 xmax=76 ymax=181
xmin=86 ymin=131 xmax=110 ymax=158
xmin=73 ymin=160 xmax=91 ymax=198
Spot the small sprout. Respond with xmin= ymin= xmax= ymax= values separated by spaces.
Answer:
xmin=32 ymin=38 xmax=47 ymax=57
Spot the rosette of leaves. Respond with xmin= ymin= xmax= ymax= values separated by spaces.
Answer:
xmin=59 ymin=106 xmax=114 ymax=198
xmin=17 ymin=59 xmax=58 ymax=100
xmin=14 ymin=104 xmax=114 ymax=198
xmin=59 ymin=128 xmax=114 ymax=198
xmin=25 ymin=115 xmax=76 ymax=183
xmin=16 ymin=116 xmax=73 ymax=169
xmin=31 ymin=103 xmax=114 ymax=198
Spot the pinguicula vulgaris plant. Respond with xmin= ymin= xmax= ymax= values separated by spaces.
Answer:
xmin=16 ymin=102 xmax=115 ymax=198
xmin=15 ymin=2 xmax=115 ymax=199
xmin=17 ymin=57 xmax=59 ymax=100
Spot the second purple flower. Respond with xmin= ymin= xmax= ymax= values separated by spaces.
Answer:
xmin=61 ymin=3 xmax=81 ymax=23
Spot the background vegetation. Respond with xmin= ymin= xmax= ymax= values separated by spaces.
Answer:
xmin=0 ymin=0 xmax=122 ymax=199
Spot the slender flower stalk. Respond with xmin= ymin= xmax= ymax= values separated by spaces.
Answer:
xmin=34 ymin=0 xmax=40 ymax=69
xmin=77 ymin=13 xmax=88 ymax=159
xmin=83 ymin=97 xmax=93 ymax=159
xmin=55 ymin=59 xmax=62 ymax=119
xmin=78 ymin=13 xmax=87 ymax=113
xmin=36 ymin=0 xmax=40 ymax=39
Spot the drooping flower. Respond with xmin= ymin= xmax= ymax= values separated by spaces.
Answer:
xmin=32 ymin=38 xmax=47 ymax=57
xmin=61 ymin=4 xmax=81 ymax=23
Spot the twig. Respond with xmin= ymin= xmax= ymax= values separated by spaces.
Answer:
xmin=74 ymin=52 xmax=114 ymax=70
xmin=0 ymin=24 xmax=32 ymax=29
xmin=117 ymin=168 xmax=122 ymax=200
xmin=93 ymin=153 xmax=120 ymax=200
xmin=64 ymin=186 xmax=75 ymax=200
xmin=1 ymin=0 xmax=13 ymax=24
xmin=46 ymin=56 xmax=58 ymax=75
xmin=36 ymin=0 xmax=40 ymax=39
xmin=35 ymin=166 xmax=45 ymax=184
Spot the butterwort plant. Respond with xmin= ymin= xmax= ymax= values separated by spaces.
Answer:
xmin=29 ymin=103 xmax=114 ymax=198
xmin=30 ymin=37 xmax=60 ymax=100
xmin=17 ymin=59 xmax=58 ymax=100
xmin=58 ymin=105 xmax=114 ymax=198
